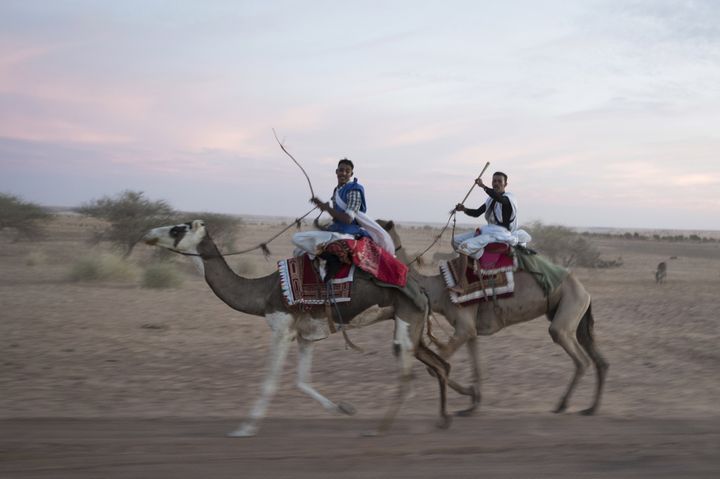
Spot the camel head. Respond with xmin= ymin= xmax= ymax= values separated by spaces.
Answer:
xmin=377 ymin=219 xmax=401 ymax=248
xmin=376 ymin=219 xmax=424 ymax=267
xmin=144 ymin=220 xmax=207 ymax=254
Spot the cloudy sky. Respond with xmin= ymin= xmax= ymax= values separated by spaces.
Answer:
xmin=1 ymin=0 xmax=719 ymax=230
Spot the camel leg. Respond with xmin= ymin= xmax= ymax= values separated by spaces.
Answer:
xmin=548 ymin=292 xmax=592 ymax=414
xmin=575 ymin=303 xmax=609 ymax=415
xmin=432 ymin=315 xmax=479 ymax=415
xmin=366 ymin=317 xmax=425 ymax=436
xmin=454 ymin=336 xmax=481 ymax=416
xmin=437 ymin=330 xmax=471 ymax=360
xmin=227 ymin=313 xmax=293 ymax=437
xmin=416 ymin=341 xmax=452 ymax=429
xmin=296 ymin=337 xmax=356 ymax=416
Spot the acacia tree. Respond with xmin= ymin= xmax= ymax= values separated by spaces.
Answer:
xmin=526 ymin=221 xmax=602 ymax=267
xmin=78 ymin=190 xmax=175 ymax=258
xmin=0 ymin=193 xmax=51 ymax=240
xmin=183 ymin=211 xmax=244 ymax=250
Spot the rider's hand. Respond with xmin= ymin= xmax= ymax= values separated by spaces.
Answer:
xmin=475 ymin=177 xmax=485 ymax=188
xmin=311 ymin=197 xmax=329 ymax=211
xmin=455 ymin=203 xmax=465 ymax=212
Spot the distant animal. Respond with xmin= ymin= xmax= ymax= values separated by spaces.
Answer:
xmin=655 ymin=262 xmax=667 ymax=284
xmin=670 ymin=256 xmax=678 ymax=260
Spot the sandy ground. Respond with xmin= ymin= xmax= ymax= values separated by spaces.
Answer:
xmin=1 ymin=216 xmax=719 ymax=478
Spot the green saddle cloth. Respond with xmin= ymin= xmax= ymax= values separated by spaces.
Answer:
xmin=514 ymin=246 xmax=569 ymax=296
xmin=363 ymin=270 xmax=427 ymax=310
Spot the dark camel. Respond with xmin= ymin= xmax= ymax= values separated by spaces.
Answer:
xmin=144 ymin=220 xmax=451 ymax=436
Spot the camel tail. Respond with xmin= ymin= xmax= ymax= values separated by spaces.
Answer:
xmin=575 ymin=301 xmax=595 ymax=347
xmin=576 ymin=301 xmax=608 ymax=369
xmin=575 ymin=301 xmax=609 ymax=415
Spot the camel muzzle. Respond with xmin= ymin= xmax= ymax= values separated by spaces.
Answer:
xmin=144 ymin=237 xmax=159 ymax=246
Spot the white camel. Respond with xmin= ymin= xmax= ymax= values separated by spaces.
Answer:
xmin=379 ymin=220 xmax=608 ymax=416
xmin=143 ymin=220 xmax=451 ymax=436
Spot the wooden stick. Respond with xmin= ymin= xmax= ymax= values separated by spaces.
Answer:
xmin=458 ymin=161 xmax=491 ymax=206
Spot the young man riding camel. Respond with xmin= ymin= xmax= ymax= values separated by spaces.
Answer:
xmin=450 ymin=171 xmax=530 ymax=292
xmin=292 ymin=158 xmax=394 ymax=260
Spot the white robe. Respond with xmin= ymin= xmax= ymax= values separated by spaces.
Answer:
xmin=453 ymin=191 xmax=529 ymax=259
xmin=452 ymin=225 xmax=532 ymax=259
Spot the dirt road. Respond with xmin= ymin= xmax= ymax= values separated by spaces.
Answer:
xmin=2 ymin=415 xmax=718 ymax=478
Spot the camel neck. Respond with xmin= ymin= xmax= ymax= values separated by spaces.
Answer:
xmin=199 ymin=238 xmax=277 ymax=317
xmin=395 ymin=245 xmax=447 ymax=315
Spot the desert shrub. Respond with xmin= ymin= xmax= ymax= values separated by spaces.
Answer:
xmin=142 ymin=263 xmax=184 ymax=289
xmin=0 ymin=193 xmax=51 ymax=241
xmin=68 ymin=253 xmax=140 ymax=282
xmin=526 ymin=221 xmax=608 ymax=268
xmin=78 ymin=190 xmax=175 ymax=258
xmin=25 ymin=250 xmax=48 ymax=266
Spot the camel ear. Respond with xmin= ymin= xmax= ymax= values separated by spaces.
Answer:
xmin=385 ymin=220 xmax=395 ymax=231
xmin=191 ymin=219 xmax=205 ymax=231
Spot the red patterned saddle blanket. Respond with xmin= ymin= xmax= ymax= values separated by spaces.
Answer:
xmin=439 ymin=243 xmax=517 ymax=305
xmin=278 ymin=237 xmax=408 ymax=308
xmin=278 ymin=254 xmax=354 ymax=307
xmin=324 ymin=237 xmax=407 ymax=287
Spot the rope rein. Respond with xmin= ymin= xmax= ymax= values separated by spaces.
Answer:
xmin=168 ymin=206 xmax=318 ymax=258
xmin=406 ymin=162 xmax=489 ymax=266
xmin=406 ymin=211 xmax=456 ymax=266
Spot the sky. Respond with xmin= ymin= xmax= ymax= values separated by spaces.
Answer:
xmin=1 ymin=0 xmax=719 ymax=230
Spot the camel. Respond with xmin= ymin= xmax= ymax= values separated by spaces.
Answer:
xmin=143 ymin=220 xmax=451 ymax=437
xmin=379 ymin=220 xmax=608 ymax=416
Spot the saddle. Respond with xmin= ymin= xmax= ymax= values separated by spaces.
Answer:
xmin=440 ymin=243 xmax=517 ymax=305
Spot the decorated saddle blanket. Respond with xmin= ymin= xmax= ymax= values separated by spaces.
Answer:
xmin=323 ymin=237 xmax=407 ymax=287
xmin=440 ymin=242 xmax=517 ymax=305
xmin=278 ymin=237 xmax=408 ymax=307
xmin=278 ymin=254 xmax=355 ymax=307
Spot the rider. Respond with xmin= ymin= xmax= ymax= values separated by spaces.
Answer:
xmin=292 ymin=158 xmax=394 ymax=258
xmin=450 ymin=171 xmax=519 ymax=292
xmin=454 ymin=171 xmax=517 ymax=232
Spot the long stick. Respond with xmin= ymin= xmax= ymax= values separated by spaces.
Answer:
xmin=458 ymin=161 xmax=491 ymax=206
xmin=272 ymin=128 xmax=316 ymax=199
xmin=411 ymin=162 xmax=491 ymax=265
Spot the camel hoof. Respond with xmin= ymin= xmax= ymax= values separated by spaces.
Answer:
xmin=436 ymin=416 xmax=452 ymax=429
xmin=579 ymin=407 xmax=596 ymax=416
xmin=337 ymin=401 xmax=356 ymax=416
xmin=455 ymin=407 xmax=477 ymax=417
xmin=226 ymin=424 xmax=257 ymax=438
xmin=553 ymin=403 xmax=568 ymax=414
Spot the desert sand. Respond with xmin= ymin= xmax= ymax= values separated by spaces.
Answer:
xmin=1 ymin=215 xmax=719 ymax=478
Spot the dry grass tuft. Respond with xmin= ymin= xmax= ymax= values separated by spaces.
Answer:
xmin=68 ymin=253 xmax=140 ymax=282
xmin=142 ymin=263 xmax=184 ymax=289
